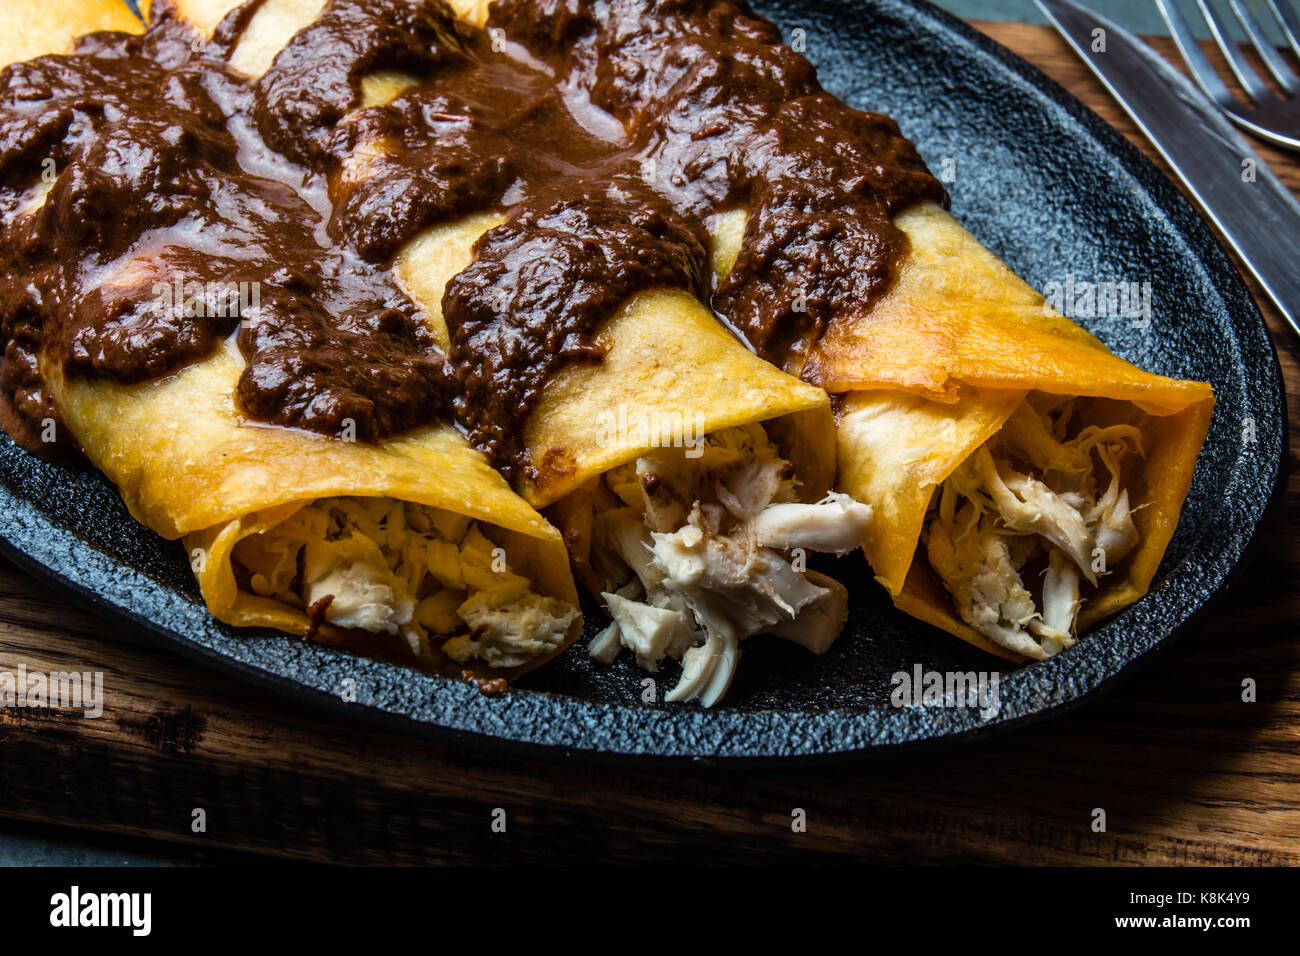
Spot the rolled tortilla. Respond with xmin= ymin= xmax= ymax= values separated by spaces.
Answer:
xmin=713 ymin=201 xmax=1215 ymax=661
xmin=392 ymin=217 xmax=839 ymax=511
xmin=9 ymin=1 xmax=582 ymax=680
xmin=396 ymin=217 xmax=865 ymax=706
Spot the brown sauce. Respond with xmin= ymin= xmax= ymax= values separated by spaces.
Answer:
xmin=0 ymin=0 xmax=944 ymax=478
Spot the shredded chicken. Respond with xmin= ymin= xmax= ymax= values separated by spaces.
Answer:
xmin=303 ymin=537 xmax=416 ymax=636
xmin=926 ymin=398 xmax=1142 ymax=659
xmin=233 ymin=497 xmax=579 ymax=669
xmin=927 ymin=505 xmax=1044 ymax=659
xmin=751 ymin=495 xmax=874 ymax=552
xmin=448 ymin=580 xmax=582 ymax=670
xmin=600 ymin=590 xmax=697 ymax=671
xmin=586 ymin=424 xmax=872 ymax=706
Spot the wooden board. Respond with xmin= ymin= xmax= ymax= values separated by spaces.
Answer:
xmin=0 ymin=21 xmax=1296 ymax=865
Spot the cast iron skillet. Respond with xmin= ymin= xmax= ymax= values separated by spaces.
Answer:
xmin=0 ymin=0 xmax=1286 ymax=765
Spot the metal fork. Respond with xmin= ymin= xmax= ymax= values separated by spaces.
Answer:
xmin=1157 ymin=0 xmax=1300 ymax=150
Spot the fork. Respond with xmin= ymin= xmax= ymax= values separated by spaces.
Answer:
xmin=1157 ymin=0 xmax=1300 ymax=151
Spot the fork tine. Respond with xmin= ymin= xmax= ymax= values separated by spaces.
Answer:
xmin=1197 ymin=0 xmax=1273 ymax=102
xmin=1156 ymin=0 xmax=1239 ymax=104
xmin=1264 ymin=0 xmax=1300 ymax=60
xmin=1231 ymin=0 xmax=1298 ymax=93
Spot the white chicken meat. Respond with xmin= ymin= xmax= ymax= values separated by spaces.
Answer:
xmin=927 ymin=400 xmax=1141 ymax=659
xmin=587 ymin=424 xmax=872 ymax=706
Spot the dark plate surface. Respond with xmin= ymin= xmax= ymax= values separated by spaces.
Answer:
xmin=0 ymin=0 xmax=1286 ymax=764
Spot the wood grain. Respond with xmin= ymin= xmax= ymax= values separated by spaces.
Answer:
xmin=0 ymin=22 xmax=1296 ymax=865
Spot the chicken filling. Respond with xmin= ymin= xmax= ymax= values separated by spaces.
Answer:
xmin=585 ymin=424 xmax=872 ymax=706
xmin=231 ymin=496 xmax=579 ymax=669
xmin=925 ymin=397 xmax=1143 ymax=660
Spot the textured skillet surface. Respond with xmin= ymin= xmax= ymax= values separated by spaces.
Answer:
xmin=0 ymin=0 xmax=1285 ymax=764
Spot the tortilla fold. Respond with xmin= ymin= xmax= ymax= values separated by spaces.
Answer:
xmin=394 ymin=217 xmax=837 ymax=513
xmin=713 ymin=201 xmax=1215 ymax=659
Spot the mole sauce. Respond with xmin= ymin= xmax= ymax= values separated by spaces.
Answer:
xmin=0 ymin=0 xmax=944 ymax=479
